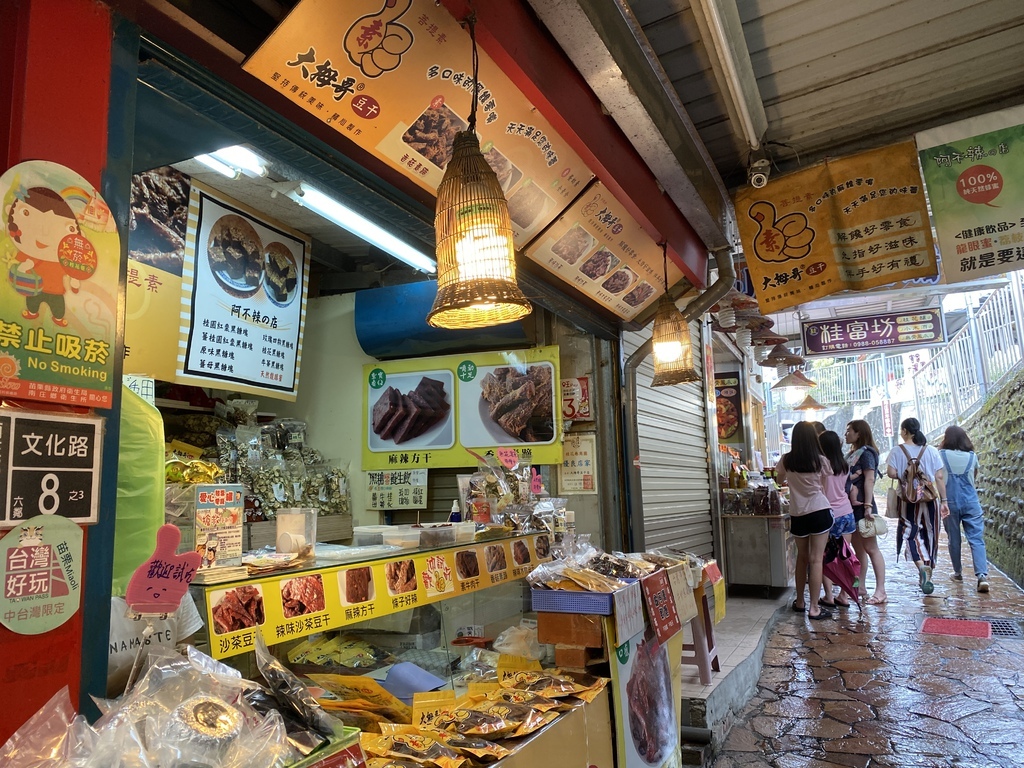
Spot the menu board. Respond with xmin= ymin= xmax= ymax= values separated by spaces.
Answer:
xmin=0 ymin=410 xmax=104 ymax=528
xmin=177 ymin=182 xmax=311 ymax=400
xmin=714 ymin=374 xmax=743 ymax=444
xmin=363 ymin=345 xmax=561 ymax=469
xmin=194 ymin=484 xmax=244 ymax=568
xmin=243 ymin=0 xmax=595 ymax=247
xmin=0 ymin=161 xmax=120 ymax=407
xmin=199 ymin=533 xmax=551 ymax=659
xmin=365 ymin=468 xmax=428 ymax=510
xmin=525 ymin=182 xmax=684 ymax=320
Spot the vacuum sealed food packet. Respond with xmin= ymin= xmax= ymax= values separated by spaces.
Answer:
xmin=430 ymin=705 xmax=519 ymax=738
xmin=499 ymin=669 xmax=592 ymax=698
xmin=380 ymin=725 xmax=513 ymax=764
xmin=360 ymin=732 xmax=466 ymax=768
xmin=366 ymin=760 xmax=426 ymax=768
xmin=467 ymin=699 xmax=557 ymax=737
xmin=561 ymin=565 xmax=630 ymax=592
xmin=484 ymin=687 xmax=567 ymax=712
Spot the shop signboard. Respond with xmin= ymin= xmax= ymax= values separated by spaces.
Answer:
xmin=0 ymin=515 xmax=83 ymax=635
xmin=525 ymin=182 xmax=684 ymax=320
xmin=243 ymin=0 xmax=595 ymax=248
xmin=199 ymin=533 xmax=551 ymax=659
xmin=177 ymin=182 xmax=311 ymax=401
xmin=0 ymin=161 xmax=120 ymax=407
xmin=363 ymin=345 xmax=561 ymax=469
xmin=714 ymin=374 xmax=743 ymax=444
xmin=560 ymin=375 xmax=591 ymax=421
xmin=735 ymin=141 xmax=937 ymax=313
xmin=124 ymin=167 xmax=192 ymax=382
xmin=0 ymin=410 xmax=104 ymax=528
xmin=194 ymin=484 xmax=245 ymax=568
xmin=558 ymin=433 xmax=597 ymax=494
xmin=365 ymin=468 xmax=428 ymax=510
xmin=801 ymin=309 xmax=945 ymax=356
xmin=607 ymin=622 xmax=680 ymax=768
xmin=916 ymin=104 xmax=1024 ymax=285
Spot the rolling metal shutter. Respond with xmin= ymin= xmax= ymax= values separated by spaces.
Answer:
xmin=624 ymin=324 xmax=714 ymax=557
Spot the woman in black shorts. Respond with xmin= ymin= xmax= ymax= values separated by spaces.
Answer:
xmin=776 ymin=421 xmax=835 ymax=620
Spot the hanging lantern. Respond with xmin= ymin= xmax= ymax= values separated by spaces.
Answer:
xmin=772 ymin=371 xmax=814 ymax=390
xmin=651 ymin=244 xmax=699 ymax=386
xmin=794 ymin=392 xmax=825 ymax=412
xmin=427 ymin=19 xmax=531 ymax=329
xmin=651 ymin=296 xmax=700 ymax=386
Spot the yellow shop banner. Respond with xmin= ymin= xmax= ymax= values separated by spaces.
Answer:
xmin=363 ymin=345 xmax=561 ymax=470
xmin=734 ymin=141 xmax=937 ymax=313
xmin=243 ymin=0 xmax=595 ymax=248
xmin=199 ymin=534 xmax=551 ymax=659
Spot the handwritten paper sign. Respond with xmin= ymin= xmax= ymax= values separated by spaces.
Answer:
xmin=125 ymin=525 xmax=201 ymax=616
xmin=497 ymin=447 xmax=520 ymax=469
xmin=613 ymin=581 xmax=644 ymax=646
xmin=641 ymin=570 xmax=682 ymax=644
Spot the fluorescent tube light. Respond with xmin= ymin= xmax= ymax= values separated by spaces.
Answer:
xmin=211 ymin=145 xmax=268 ymax=177
xmin=195 ymin=153 xmax=239 ymax=179
xmin=287 ymin=183 xmax=436 ymax=274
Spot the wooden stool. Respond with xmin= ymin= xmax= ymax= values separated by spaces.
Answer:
xmin=680 ymin=579 xmax=720 ymax=684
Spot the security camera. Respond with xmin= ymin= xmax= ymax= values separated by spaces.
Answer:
xmin=748 ymin=158 xmax=771 ymax=189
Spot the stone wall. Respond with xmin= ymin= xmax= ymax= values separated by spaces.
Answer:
xmin=963 ymin=366 xmax=1024 ymax=588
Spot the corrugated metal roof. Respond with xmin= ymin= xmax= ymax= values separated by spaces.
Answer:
xmin=631 ymin=0 xmax=1024 ymax=187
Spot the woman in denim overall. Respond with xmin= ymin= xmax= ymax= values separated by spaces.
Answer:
xmin=939 ymin=425 xmax=990 ymax=593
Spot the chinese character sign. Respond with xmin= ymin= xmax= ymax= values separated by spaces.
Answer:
xmin=0 ymin=515 xmax=83 ymax=634
xmin=917 ymin=104 xmax=1024 ymax=285
xmin=0 ymin=410 xmax=104 ymax=528
xmin=0 ymin=161 xmax=120 ymax=407
xmin=558 ymin=433 xmax=596 ymax=494
xmin=243 ymin=0 xmax=594 ymax=248
xmin=178 ymin=183 xmax=311 ymax=400
xmin=365 ymin=468 xmax=428 ymax=510
xmin=802 ymin=310 xmax=945 ymax=356
xmin=364 ymin=345 xmax=561 ymax=470
xmin=641 ymin=569 xmax=682 ymax=645
xmin=524 ymin=182 xmax=685 ymax=320
xmin=125 ymin=525 xmax=201 ymax=615
xmin=735 ymin=141 xmax=937 ymax=313
xmin=194 ymin=484 xmax=244 ymax=568
xmin=714 ymin=375 xmax=743 ymax=444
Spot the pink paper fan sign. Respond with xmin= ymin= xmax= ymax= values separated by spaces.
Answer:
xmin=126 ymin=525 xmax=202 ymax=615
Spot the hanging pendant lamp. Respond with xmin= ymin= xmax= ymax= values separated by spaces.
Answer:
xmin=794 ymin=392 xmax=825 ymax=412
xmin=427 ymin=17 xmax=531 ymax=329
xmin=652 ymin=244 xmax=700 ymax=386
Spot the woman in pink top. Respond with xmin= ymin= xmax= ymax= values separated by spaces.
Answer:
xmin=776 ymin=421 xmax=834 ymax=620
xmin=818 ymin=431 xmax=856 ymax=608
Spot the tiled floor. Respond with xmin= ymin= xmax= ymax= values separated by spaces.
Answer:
xmin=679 ymin=590 xmax=790 ymax=699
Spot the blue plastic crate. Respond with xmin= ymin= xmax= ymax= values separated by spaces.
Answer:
xmin=531 ymin=587 xmax=615 ymax=615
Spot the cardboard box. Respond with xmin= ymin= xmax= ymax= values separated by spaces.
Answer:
xmin=554 ymin=645 xmax=607 ymax=669
xmin=537 ymin=612 xmax=604 ymax=647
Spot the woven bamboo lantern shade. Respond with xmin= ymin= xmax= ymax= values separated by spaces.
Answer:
xmin=426 ymin=20 xmax=531 ymax=329
xmin=651 ymin=243 xmax=700 ymax=386
xmin=794 ymin=392 xmax=825 ymax=412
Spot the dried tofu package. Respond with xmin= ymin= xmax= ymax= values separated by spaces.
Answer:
xmin=484 ymin=688 xmax=565 ymax=712
xmin=499 ymin=670 xmax=583 ymax=698
xmin=425 ymin=728 xmax=513 ymax=763
xmin=360 ymin=732 xmax=466 ymax=768
xmin=431 ymin=706 xmax=518 ymax=739
xmin=468 ymin=700 xmax=552 ymax=738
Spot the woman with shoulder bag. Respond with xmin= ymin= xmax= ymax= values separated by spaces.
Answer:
xmin=939 ymin=426 xmax=990 ymax=593
xmin=776 ymin=422 xmax=835 ymax=620
xmin=886 ymin=417 xmax=948 ymax=595
xmin=845 ymin=420 xmax=887 ymax=605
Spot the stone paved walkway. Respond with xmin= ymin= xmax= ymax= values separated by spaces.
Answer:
xmin=711 ymin=529 xmax=1024 ymax=768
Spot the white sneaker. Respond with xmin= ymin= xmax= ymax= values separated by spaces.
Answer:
xmin=977 ymin=577 xmax=990 ymax=593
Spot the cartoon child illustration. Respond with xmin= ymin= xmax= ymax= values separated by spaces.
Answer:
xmin=6 ymin=187 xmax=82 ymax=327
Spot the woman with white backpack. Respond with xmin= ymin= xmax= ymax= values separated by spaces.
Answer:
xmin=886 ymin=418 xmax=948 ymax=595
xmin=938 ymin=425 xmax=990 ymax=593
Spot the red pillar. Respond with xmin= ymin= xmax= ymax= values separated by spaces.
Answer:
xmin=0 ymin=0 xmax=113 ymax=743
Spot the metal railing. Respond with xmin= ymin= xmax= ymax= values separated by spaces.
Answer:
xmin=911 ymin=271 xmax=1024 ymax=439
xmin=808 ymin=356 xmax=904 ymax=406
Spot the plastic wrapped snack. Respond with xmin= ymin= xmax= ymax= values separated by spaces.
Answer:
xmin=466 ymin=699 xmax=556 ymax=737
xmin=586 ymin=552 xmax=645 ymax=580
xmin=360 ymin=732 xmax=466 ymax=768
xmin=431 ymin=705 xmax=518 ymax=738
xmin=499 ymin=669 xmax=592 ymax=698
xmin=484 ymin=688 xmax=566 ymax=712
xmin=424 ymin=728 xmax=512 ymax=763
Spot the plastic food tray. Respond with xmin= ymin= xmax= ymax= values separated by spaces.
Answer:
xmin=531 ymin=588 xmax=616 ymax=615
